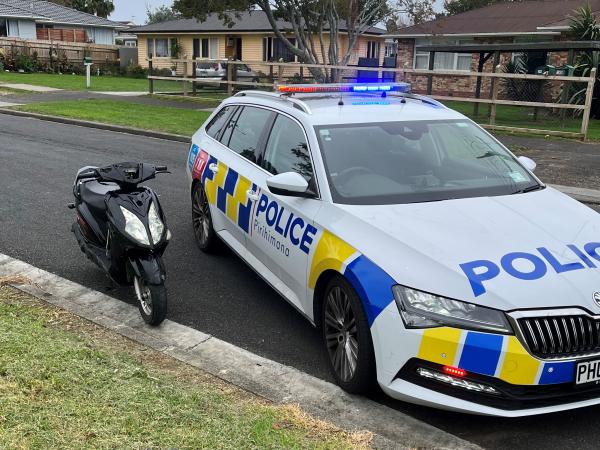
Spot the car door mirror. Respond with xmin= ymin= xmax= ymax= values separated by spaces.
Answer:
xmin=266 ymin=172 xmax=310 ymax=197
xmin=518 ymin=156 xmax=536 ymax=172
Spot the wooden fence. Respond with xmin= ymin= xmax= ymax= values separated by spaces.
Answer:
xmin=0 ymin=38 xmax=119 ymax=68
xmin=147 ymin=58 xmax=597 ymax=141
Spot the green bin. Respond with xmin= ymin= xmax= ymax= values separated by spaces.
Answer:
xmin=535 ymin=64 xmax=556 ymax=75
xmin=556 ymin=64 xmax=575 ymax=76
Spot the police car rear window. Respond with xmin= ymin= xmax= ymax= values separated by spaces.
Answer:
xmin=315 ymin=119 xmax=540 ymax=205
xmin=205 ymin=106 xmax=236 ymax=140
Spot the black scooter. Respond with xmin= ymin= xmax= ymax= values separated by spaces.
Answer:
xmin=69 ymin=162 xmax=170 ymax=326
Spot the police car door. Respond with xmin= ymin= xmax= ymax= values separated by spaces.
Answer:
xmin=201 ymin=105 xmax=275 ymax=253
xmin=247 ymin=113 xmax=321 ymax=313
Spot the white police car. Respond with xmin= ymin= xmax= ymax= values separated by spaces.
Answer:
xmin=187 ymin=82 xmax=600 ymax=416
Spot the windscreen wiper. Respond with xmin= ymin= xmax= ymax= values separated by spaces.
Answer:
xmin=512 ymin=184 xmax=545 ymax=194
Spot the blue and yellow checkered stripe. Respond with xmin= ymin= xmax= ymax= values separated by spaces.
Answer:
xmin=418 ymin=328 xmax=576 ymax=385
xmin=201 ymin=156 xmax=255 ymax=233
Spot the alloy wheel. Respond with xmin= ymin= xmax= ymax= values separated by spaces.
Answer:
xmin=324 ymin=286 xmax=359 ymax=382
xmin=192 ymin=187 xmax=211 ymax=246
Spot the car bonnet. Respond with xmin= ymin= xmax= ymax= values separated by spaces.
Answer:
xmin=325 ymin=187 xmax=600 ymax=313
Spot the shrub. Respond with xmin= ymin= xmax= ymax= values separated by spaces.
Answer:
xmin=126 ymin=64 xmax=148 ymax=78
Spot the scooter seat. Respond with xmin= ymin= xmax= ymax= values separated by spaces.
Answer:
xmin=80 ymin=181 xmax=119 ymax=216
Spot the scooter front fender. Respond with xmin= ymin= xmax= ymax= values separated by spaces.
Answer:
xmin=127 ymin=254 xmax=166 ymax=286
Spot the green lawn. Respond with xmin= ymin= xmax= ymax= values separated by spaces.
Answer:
xmin=442 ymin=100 xmax=600 ymax=141
xmin=0 ymin=286 xmax=365 ymax=449
xmin=0 ymin=72 xmax=182 ymax=92
xmin=15 ymin=99 xmax=211 ymax=136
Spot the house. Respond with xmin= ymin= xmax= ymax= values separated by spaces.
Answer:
xmin=384 ymin=0 xmax=593 ymax=95
xmin=115 ymin=20 xmax=137 ymax=47
xmin=131 ymin=10 xmax=386 ymax=74
xmin=0 ymin=0 xmax=124 ymax=45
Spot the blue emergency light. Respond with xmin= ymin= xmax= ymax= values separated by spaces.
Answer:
xmin=278 ymin=82 xmax=411 ymax=94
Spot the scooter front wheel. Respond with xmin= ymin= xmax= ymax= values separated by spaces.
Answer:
xmin=133 ymin=276 xmax=167 ymax=326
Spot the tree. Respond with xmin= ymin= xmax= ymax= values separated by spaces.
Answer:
xmin=146 ymin=6 xmax=181 ymax=24
xmin=173 ymin=0 xmax=392 ymax=81
xmin=404 ymin=0 xmax=435 ymax=24
xmin=47 ymin=0 xmax=115 ymax=18
xmin=443 ymin=0 xmax=513 ymax=16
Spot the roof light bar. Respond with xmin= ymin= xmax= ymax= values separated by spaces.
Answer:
xmin=277 ymin=83 xmax=411 ymax=94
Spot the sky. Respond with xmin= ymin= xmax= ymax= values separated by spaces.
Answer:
xmin=110 ymin=0 xmax=174 ymax=25
xmin=109 ymin=0 xmax=444 ymax=26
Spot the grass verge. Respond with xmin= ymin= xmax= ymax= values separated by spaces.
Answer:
xmin=0 ymin=285 xmax=370 ymax=449
xmin=0 ymin=72 xmax=182 ymax=92
xmin=442 ymin=100 xmax=600 ymax=141
xmin=14 ymin=99 xmax=211 ymax=136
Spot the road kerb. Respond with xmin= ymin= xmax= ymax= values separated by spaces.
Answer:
xmin=0 ymin=252 xmax=481 ymax=450
xmin=0 ymin=108 xmax=190 ymax=142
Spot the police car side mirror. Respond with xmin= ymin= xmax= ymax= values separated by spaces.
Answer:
xmin=266 ymin=172 xmax=311 ymax=197
xmin=518 ymin=156 xmax=537 ymax=172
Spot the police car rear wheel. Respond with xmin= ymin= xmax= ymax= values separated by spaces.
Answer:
xmin=192 ymin=184 xmax=219 ymax=253
xmin=322 ymin=275 xmax=375 ymax=394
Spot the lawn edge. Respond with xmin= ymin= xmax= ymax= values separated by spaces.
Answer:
xmin=0 ymin=252 xmax=481 ymax=450
xmin=0 ymin=108 xmax=191 ymax=143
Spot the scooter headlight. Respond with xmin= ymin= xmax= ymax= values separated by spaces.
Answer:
xmin=148 ymin=201 xmax=165 ymax=244
xmin=120 ymin=206 xmax=150 ymax=246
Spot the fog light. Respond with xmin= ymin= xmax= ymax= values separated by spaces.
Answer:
xmin=417 ymin=367 xmax=499 ymax=395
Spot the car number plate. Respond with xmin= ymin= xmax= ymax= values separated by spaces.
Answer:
xmin=576 ymin=359 xmax=600 ymax=385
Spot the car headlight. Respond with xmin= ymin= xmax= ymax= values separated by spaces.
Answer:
xmin=120 ymin=206 xmax=150 ymax=246
xmin=148 ymin=201 xmax=165 ymax=244
xmin=393 ymin=285 xmax=512 ymax=334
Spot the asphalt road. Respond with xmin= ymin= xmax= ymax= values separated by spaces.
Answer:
xmin=2 ymin=114 xmax=600 ymax=450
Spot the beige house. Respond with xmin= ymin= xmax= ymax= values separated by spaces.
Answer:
xmin=131 ymin=11 xmax=386 ymax=75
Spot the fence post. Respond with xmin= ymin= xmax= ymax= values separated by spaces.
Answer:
xmin=278 ymin=63 xmax=283 ymax=86
xmin=581 ymin=67 xmax=596 ymax=141
xmin=427 ymin=52 xmax=435 ymax=95
xmin=489 ymin=64 xmax=501 ymax=125
xmin=227 ymin=61 xmax=234 ymax=96
xmin=148 ymin=59 xmax=154 ymax=94
xmin=183 ymin=60 xmax=189 ymax=96
xmin=192 ymin=60 xmax=197 ymax=95
xmin=300 ymin=65 xmax=304 ymax=81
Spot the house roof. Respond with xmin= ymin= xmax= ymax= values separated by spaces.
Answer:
xmin=385 ymin=0 xmax=593 ymax=38
xmin=0 ymin=2 xmax=45 ymax=19
xmin=0 ymin=0 xmax=124 ymax=28
xmin=131 ymin=10 xmax=385 ymax=35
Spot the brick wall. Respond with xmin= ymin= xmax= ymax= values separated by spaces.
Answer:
xmin=395 ymin=35 xmax=569 ymax=100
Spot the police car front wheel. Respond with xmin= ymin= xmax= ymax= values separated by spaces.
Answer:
xmin=322 ymin=275 xmax=375 ymax=394
xmin=192 ymin=183 xmax=220 ymax=253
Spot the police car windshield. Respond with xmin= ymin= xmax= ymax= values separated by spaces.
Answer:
xmin=315 ymin=119 xmax=540 ymax=205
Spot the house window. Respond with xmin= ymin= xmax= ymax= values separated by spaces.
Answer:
xmin=147 ymin=38 xmax=170 ymax=58
xmin=384 ymin=42 xmax=397 ymax=57
xmin=0 ymin=19 xmax=7 ymax=37
xmin=414 ymin=39 xmax=472 ymax=71
xmin=6 ymin=19 xmax=19 ymax=37
xmin=263 ymin=37 xmax=296 ymax=62
xmin=194 ymin=38 xmax=219 ymax=59
xmin=366 ymin=41 xmax=380 ymax=59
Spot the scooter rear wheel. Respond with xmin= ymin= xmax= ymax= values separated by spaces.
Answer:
xmin=134 ymin=276 xmax=167 ymax=326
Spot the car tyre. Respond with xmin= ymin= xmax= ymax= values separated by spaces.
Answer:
xmin=322 ymin=275 xmax=376 ymax=394
xmin=192 ymin=183 xmax=220 ymax=253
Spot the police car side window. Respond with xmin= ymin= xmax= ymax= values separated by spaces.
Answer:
xmin=263 ymin=115 xmax=313 ymax=181
xmin=205 ymin=105 xmax=236 ymax=140
xmin=226 ymin=107 xmax=273 ymax=163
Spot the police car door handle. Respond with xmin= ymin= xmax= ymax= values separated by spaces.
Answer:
xmin=208 ymin=163 xmax=219 ymax=173
xmin=247 ymin=190 xmax=260 ymax=201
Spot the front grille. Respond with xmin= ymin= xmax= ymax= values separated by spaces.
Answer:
xmin=518 ymin=315 xmax=600 ymax=358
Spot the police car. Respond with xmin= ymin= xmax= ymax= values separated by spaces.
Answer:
xmin=186 ymin=82 xmax=600 ymax=416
